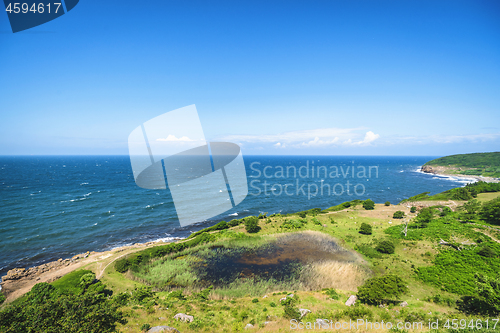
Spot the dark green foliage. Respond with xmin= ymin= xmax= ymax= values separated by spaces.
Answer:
xmin=0 ymin=293 xmax=5 ymax=305
xmin=359 ymin=223 xmax=372 ymax=235
xmin=417 ymin=243 xmax=500 ymax=295
xmin=323 ymin=200 xmax=363 ymax=212
xmin=113 ymin=292 xmax=130 ymax=306
xmin=480 ymin=197 xmax=500 ymax=225
xmin=451 ymin=187 xmax=474 ymax=201
xmin=355 ymin=244 xmax=382 ymax=258
xmin=0 ymin=279 xmax=125 ymax=333
xmin=311 ymin=217 xmax=322 ymax=225
xmin=131 ymin=286 xmax=156 ymax=305
xmin=281 ymin=218 xmax=306 ymax=230
xmin=376 ymin=241 xmax=395 ymax=254
xmin=357 ymin=274 xmax=408 ymax=305
xmin=195 ymin=286 xmax=213 ymax=301
xmin=384 ymin=201 xmax=390 ymax=206
xmin=478 ymin=246 xmax=497 ymax=258
xmin=281 ymin=295 xmax=301 ymax=320
xmin=258 ymin=212 xmax=267 ymax=219
xmin=51 ymin=269 xmax=95 ymax=295
xmin=251 ymin=298 xmax=259 ymax=303
xmin=141 ymin=323 xmax=151 ymax=332
xmin=322 ymin=288 xmax=340 ymax=300
xmin=340 ymin=306 xmax=373 ymax=320
xmin=228 ymin=218 xmax=243 ymax=227
xmin=457 ymin=274 xmax=500 ymax=316
xmin=187 ymin=220 xmax=228 ymax=239
xmin=269 ymin=301 xmax=277 ymax=307
xmin=244 ymin=216 xmax=261 ymax=233
xmin=115 ymin=232 xmax=216 ymax=273
xmin=292 ymin=207 xmax=321 ymax=218
xmin=440 ymin=206 xmax=452 ymax=217
xmin=363 ymin=199 xmax=375 ymax=210
xmin=416 ymin=207 xmax=433 ymax=227
xmin=168 ymin=289 xmax=186 ymax=300
xmin=424 ymin=294 xmax=455 ymax=306
xmin=393 ymin=211 xmax=405 ymax=219
xmin=410 ymin=206 xmax=417 ymax=213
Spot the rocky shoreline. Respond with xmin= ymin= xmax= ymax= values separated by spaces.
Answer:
xmin=420 ymin=165 xmax=499 ymax=183
xmin=0 ymin=239 xmax=178 ymax=302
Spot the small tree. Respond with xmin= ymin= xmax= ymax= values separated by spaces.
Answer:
xmin=376 ymin=241 xmax=395 ymax=254
xmin=410 ymin=206 xmax=417 ymax=213
xmin=357 ymin=274 xmax=408 ymax=305
xmin=244 ymin=216 xmax=261 ymax=233
xmin=363 ymin=199 xmax=375 ymax=210
xmin=393 ymin=211 xmax=405 ymax=219
xmin=359 ymin=223 xmax=372 ymax=235
xmin=384 ymin=201 xmax=390 ymax=206
xmin=416 ymin=207 xmax=433 ymax=227
xmin=480 ymin=197 xmax=500 ymax=225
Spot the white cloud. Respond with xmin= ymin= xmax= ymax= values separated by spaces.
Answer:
xmin=156 ymin=135 xmax=195 ymax=142
xmin=218 ymin=127 xmax=379 ymax=149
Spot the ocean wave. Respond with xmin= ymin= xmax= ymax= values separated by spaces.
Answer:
xmin=228 ymin=213 xmax=238 ymax=216
xmin=80 ymin=182 xmax=89 ymax=185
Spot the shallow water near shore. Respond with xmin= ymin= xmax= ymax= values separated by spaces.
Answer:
xmin=0 ymin=155 xmax=469 ymax=276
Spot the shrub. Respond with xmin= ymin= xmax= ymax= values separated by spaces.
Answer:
xmin=0 ymin=293 xmax=5 ymax=305
xmin=269 ymin=301 xmax=277 ymax=307
xmin=359 ymin=223 xmax=372 ymax=235
xmin=416 ymin=207 xmax=433 ymax=227
xmin=393 ymin=211 xmax=405 ymax=219
xmin=410 ymin=206 xmax=417 ymax=213
xmin=457 ymin=274 xmax=500 ymax=316
xmin=244 ymin=216 xmax=261 ymax=233
xmin=376 ymin=241 xmax=395 ymax=254
xmin=384 ymin=201 xmax=390 ymax=206
xmin=114 ymin=258 xmax=130 ymax=273
xmin=141 ymin=323 xmax=151 ymax=332
xmin=251 ymin=298 xmax=259 ymax=303
xmin=478 ymin=246 xmax=497 ymax=258
xmin=480 ymin=197 xmax=500 ymax=225
xmin=322 ymin=288 xmax=340 ymax=300
xmin=281 ymin=295 xmax=301 ymax=320
xmin=357 ymin=274 xmax=408 ymax=305
xmin=363 ymin=199 xmax=375 ymax=210
xmin=312 ymin=217 xmax=322 ymax=225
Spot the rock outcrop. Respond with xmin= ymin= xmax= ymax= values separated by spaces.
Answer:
xmin=148 ymin=326 xmax=180 ymax=333
xmin=173 ymin=313 xmax=194 ymax=323
xmin=420 ymin=165 xmax=435 ymax=174
xmin=345 ymin=295 xmax=357 ymax=306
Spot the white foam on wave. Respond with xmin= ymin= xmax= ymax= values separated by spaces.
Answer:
xmin=229 ymin=213 xmax=238 ymax=216
xmin=415 ymin=167 xmax=477 ymax=185
xmin=80 ymin=182 xmax=89 ymax=185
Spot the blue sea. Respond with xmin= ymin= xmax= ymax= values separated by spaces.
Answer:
xmin=0 ymin=155 xmax=476 ymax=277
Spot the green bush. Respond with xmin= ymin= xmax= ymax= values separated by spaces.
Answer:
xmin=269 ymin=301 xmax=277 ymax=307
xmin=416 ymin=207 xmax=433 ymax=227
xmin=312 ymin=217 xmax=322 ymax=226
xmin=478 ymin=246 xmax=497 ymax=258
xmin=357 ymin=274 xmax=408 ymax=305
xmin=384 ymin=201 xmax=390 ymax=206
xmin=0 ymin=293 xmax=5 ymax=305
xmin=322 ymin=288 xmax=340 ymax=300
xmin=363 ymin=199 xmax=375 ymax=210
xmin=480 ymin=197 xmax=500 ymax=225
xmin=359 ymin=223 xmax=372 ymax=235
xmin=281 ymin=295 xmax=301 ymax=320
xmin=251 ymin=298 xmax=259 ymax=303
xmin=141 ymin=323 xmax=151 ymax=332
xmin=376 ymin=241 xmax=395 ymax=254
xmin=0 ymin=281 xmax=125 ymax=332
xmin=457 ymin=274 xmax=500 ymax=316
xmin=393 ymin=211 xmax=405 ymax=219
xmin=244 ymin=216 xmax=261 ymax=233
xmin=410 ymin=206 xmax=417 ymax=213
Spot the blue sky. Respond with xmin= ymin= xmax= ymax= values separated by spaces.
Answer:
xmin=1 ymin=0 xmax=499 ymax=156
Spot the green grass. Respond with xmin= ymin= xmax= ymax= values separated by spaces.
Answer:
xmin=425 ymin=152 xmax=500 ymax=178
xmin=50 ymin=269 xmax=93 ymax=294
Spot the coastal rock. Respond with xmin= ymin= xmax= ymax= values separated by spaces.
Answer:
xmin=421 ymin=165 xmax=435 ymax=174
xmin=299 ymin=309 xmax=311 ymax=318
xmin=148 ymin=326 xmax=180 ymax=333
xmin=400 ymin=301 xmax=408 ymax=307
xmin=345 ymin=295 xmax=357 ymax=306
xmin=174 ymin=313 xmax=194 ymax=323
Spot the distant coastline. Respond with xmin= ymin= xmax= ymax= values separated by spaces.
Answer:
xmin=420 ymin=165 xmax=500 ymax=183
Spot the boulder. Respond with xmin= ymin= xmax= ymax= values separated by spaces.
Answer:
xmin=299 ymin=309 xmax=311 ymax=318
xmin=244 ymin=323 xmax=254 ymax=329
xmin=148 ymin=326 xmax=180 ymax=333
xmin=400 ymin=301 xmax=408 ymax=307
xmin=174 ymin=313 xmax=194 ymax=323
xmin=345 ymin=295 xmax=357 ymax=306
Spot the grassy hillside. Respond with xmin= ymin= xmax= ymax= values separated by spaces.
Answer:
xmin=1 ymin=190 xmax=500 ymax=332
xmin=424 ymin=152 xmax=500 ymax=178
